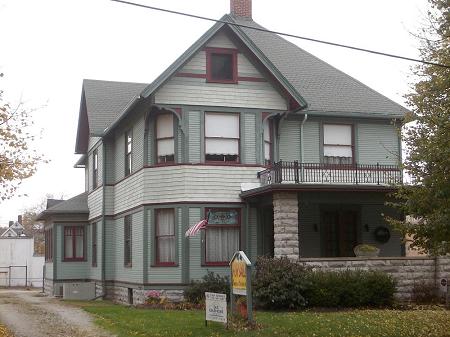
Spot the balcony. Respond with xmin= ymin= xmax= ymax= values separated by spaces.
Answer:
xmin=257 ymin=161 xmax=402 ymax=186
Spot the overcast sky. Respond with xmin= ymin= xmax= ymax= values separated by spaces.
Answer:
xmin=0 ymin=0 xmax=428 ymax=225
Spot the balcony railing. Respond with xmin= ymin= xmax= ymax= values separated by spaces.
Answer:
xmin=257 ymin=161 xmax=402 ymax=186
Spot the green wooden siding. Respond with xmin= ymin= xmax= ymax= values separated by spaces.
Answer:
xmin=248 ymin=207 xmax=258 ymax=262
xmin=279 ymin=119 xmax=301 ymax=162
xmin=187 ymin=111 xmax=201 ymax=163
xmin=357 ymin=123 xmax=399 ymax=164
xmin=303 ymin=120 xmax=320 ymax=163
xmin=241 ymin=113 xmax=257 ymax=164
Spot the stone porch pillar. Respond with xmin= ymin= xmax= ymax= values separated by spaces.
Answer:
xmin=273 ymin=192 xmax=299 ymax=260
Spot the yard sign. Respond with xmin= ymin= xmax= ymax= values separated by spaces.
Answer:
xmin=205 ymin=292 xmax=227 ymax=324
xmin=229 ymin=251 xmax=253 ymax=323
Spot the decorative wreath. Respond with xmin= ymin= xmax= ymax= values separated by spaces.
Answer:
xmin=374 ymin=226 xmax=390 ymax=244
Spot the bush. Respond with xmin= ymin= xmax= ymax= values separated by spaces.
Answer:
xmin=305 ymin=269 xmax=396 ymax=308
xmin=184 ymin=271 xmax=230 ymax=304
xmin=252 ymin=256 xmax=311 ymax=310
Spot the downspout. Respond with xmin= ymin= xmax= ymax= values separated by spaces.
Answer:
xmin=300 ymin=114 xmax=308 ymax=182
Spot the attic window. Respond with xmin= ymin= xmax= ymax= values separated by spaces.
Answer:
xmin=206 ymin=48 xmax=237 ymax=83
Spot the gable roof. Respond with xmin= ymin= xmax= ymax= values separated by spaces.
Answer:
xmin=36 ymin=192 xmax=89 ymax=220
xmin=228 ymin=16 xmax=408 ymax=117
xmin=75 ymin=80 xmax=148 ymax=153
xmin=0 ymin=227 xmax=18 ymax=237
xmin=77 ymin=13 xmax=407 ymax=149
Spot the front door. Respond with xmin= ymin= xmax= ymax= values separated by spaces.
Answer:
xmin=322 ymin=209 xmax=358 ymax=257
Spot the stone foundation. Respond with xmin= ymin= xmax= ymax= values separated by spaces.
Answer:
xmin=44 ymin=278 xmax=54 ymax=296
xmin=104 ymin=285 xmax=184 ymax=305
xmin=273 ymin=192 xmax=299 ymax=260
xmin=299 ymin=256 xmax=450 ymax=302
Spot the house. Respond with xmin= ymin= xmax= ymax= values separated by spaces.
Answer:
xmin=0 ymin=216 xmax=44 ymax=287
xmin=38 ymin=0 xmax=408 ymax=302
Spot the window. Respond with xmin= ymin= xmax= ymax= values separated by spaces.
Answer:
xmin=92 ymin=149 xmax=98 ymax=189
xmin=124 ymin=215 xmax=132 ymax=267
xmin=263 ymin=119 xmax=273 ymax=165
xmin=323 ymin=124 xmax=353 ymax=164
xmin=205 ymin=209 xmax=240 ymax=265
xmin=92 ymin=222 xmax=97 ymax=267
xmin=156 ymin=114 xmax=175 ymax=164
xmin=45 ymin=228 xmax=53 ymax=262
xmin=125 ymin=130 xmax=132 ymax=176
xmin=64 ymin=226 xmax=85 ymax=261
xmin=205 ymin=113 xmax=240 ymax=162
xmin=206 ymin=48 xmax=237 ymax=83
xmin=155 ymin=209 xmax=176 ymax=266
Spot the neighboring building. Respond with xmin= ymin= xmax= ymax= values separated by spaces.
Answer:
xmin=38 ymin=0 xmax=407 ymax=302
xmin=0 ymin=216 xmax=44 ymax=287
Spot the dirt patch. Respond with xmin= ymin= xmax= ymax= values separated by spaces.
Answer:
xmin=0 ymin=289 xmax=114 ymax=337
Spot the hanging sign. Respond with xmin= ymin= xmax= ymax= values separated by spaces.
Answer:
xmin=205 ymin=292 xmax=227 ymax=323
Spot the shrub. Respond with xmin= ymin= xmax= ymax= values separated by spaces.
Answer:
xmin=305 ymin=269 xmax=396 ymax=308
xmin=184 ymin=271 xmax=230 ymax=304
xmin=252 ymin=256 xmax=311 ymax=310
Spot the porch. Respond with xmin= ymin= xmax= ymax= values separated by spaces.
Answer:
xmin=244 ymin=189 xmax=403 ymax=260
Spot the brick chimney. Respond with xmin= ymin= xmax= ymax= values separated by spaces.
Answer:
xmin=18 ymin=215 xmax=22 ymax=225
xmin=230 ymin=0 xmax=252 ymax=19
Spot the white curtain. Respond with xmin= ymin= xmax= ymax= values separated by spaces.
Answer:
xmin=263 ymin=120 xmax=271 ymax=161
xmin=205 ymin=113 xmax=239 ymax=138
xmin=205 ymin=138 xmax=239 ymax=155
xmin=75 ymin=228 xmax=84 ymax=258
xmin=323 ymin=124 xmax=352 ymax=145
xmin=157 ymin=138 xmax=174 ymax=156
xmin=157 ymin=209 xmax=175 ymax=263
xmin=206 ymin=227 xmax=239 ymax=262
xmin=156 ymin=114 xmax=174 ymax=138
xmin=64 ymin=231 xmax=73 ymax=258
xmin=324 ymin=145 xmax=352 ymax=157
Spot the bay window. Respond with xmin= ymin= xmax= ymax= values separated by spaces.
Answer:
xmin=64 ymin=226 xmax=85 ymax=261
xmin=205 ymin=209 xmax=240 ymax=265
xmin=323 ymin=124 xmax=353 ymax=165
xmin=155 ymin=209 xmax=176 ymax=266
xmin=156 ymin=113 xmax=175 ymax=164
xmin=205 ymin=113 xmax=240 ymax=162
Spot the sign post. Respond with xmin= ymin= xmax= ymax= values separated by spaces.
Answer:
xmin=229 ymin=251 xmax=253 ymax=323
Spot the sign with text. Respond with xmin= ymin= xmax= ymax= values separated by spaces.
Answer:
xmin=205 ymin=292 xmax=227 ymax=323
xmin=230 ymin=251 xmax=251 ymax=295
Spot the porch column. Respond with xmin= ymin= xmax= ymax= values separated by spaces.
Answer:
xmin=273 ymin=192 xmax=299 ymax=260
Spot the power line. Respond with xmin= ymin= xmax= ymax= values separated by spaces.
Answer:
xmin=111 ymin=0 xmax=450 ymax=69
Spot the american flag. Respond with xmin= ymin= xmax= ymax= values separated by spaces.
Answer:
xmin=185 ymin=219 xmax=207 ymax=237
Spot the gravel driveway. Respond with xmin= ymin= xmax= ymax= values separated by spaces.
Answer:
xmin=0 ymin=289 xmax=114 ymax=337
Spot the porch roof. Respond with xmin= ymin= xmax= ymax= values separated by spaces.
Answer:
xmin=240 ymin=183 xmax=396 ymax=200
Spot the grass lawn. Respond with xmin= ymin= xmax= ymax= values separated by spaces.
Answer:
xmin=73 ymin=301 xmax=450 ymax=337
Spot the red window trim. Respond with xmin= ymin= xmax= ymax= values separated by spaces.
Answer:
xmin=63 ymin=226 xmax=85 ymax=262
xmin=155 ymin=208 xmax=176 ymax=266
xmin=205 ymin=47 xmax=238 ymax=84
xmin=203 ymin=208 xmax=241 ymax=266
xmin=204 ymin=112 xmax=241 ymax=164
xmin=155 ymin=113 xmax=175 ymax=165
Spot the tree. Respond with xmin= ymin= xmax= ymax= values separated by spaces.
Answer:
xmin=0 ymin=75 xmax=46 ymax=201
xmin=389 ymin=0 xmax=450 ymax=255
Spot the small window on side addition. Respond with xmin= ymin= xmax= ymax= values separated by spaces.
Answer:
xmin=206 ymin=48 xmax=237 ymax=83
